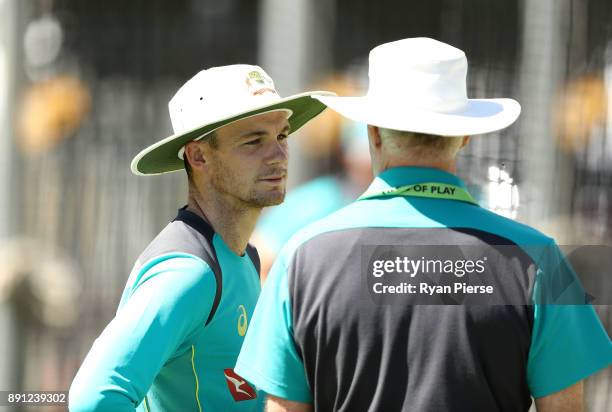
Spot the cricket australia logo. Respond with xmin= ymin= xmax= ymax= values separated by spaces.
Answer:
xmin=246 ymin=71 xmax=276 ymax=96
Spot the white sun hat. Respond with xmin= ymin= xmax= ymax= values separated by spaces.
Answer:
xmin=131 ymin=64 xmax=335 ymax=175
xmin=313 ymin=37 xmax=521 ymax=137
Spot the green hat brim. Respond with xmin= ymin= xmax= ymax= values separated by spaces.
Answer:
xmin=131 ymin=91 xmax=334 ymax=175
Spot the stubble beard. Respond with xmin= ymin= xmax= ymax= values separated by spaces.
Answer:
xmin=244 ymin=188 xmax=285 ymax=208
xmin=210 ymin=164 xmax=286 ymax=209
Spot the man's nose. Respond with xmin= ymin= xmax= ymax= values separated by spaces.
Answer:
xmin=265 ymin=139 xmax=289 ymax=165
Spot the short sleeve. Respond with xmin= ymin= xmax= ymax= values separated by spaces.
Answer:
xmin=527 ymin=244 xmax=612 ymax=398
xmin=235 ymin=252 xmax=312 ymax=402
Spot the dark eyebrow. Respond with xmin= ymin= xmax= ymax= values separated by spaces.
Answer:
xmin=239 ymin=124 xmax=291 ymax=139
xmin=240 ymin=130 xmax=268 ymax=139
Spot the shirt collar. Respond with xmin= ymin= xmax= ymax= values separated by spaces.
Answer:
xmin=363 ymin=166 xmax=467 ymax=195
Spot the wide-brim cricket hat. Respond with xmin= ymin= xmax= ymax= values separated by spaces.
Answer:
xmin=313 ymin=38 xmax=521 ymax=137
xmin=131 ymin=65 xmax=335 ymax=175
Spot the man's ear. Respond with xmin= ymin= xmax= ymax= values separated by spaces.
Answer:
xmin=184 ymin=141 xmax=206 ymax=171
xmin=460 ymin=136 xmax=471 ymax=149
xmin=368 ymin=125 xmax=382 ymax=148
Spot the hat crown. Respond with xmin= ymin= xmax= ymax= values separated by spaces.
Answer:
xmin=367 ymin=38 xmax=468 ymax=113
xmin=168 ymin=65 xmax=281 ymax=134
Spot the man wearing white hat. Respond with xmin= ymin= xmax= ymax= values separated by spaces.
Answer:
xmin=235 ymin=38 xmax=612 ymax=411
xmin=69 ymin=65 xmax=333 ymax=412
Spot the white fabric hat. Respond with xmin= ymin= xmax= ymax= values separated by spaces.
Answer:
xmin=131 ymin=64 xmax=334 ymax=175
xmin=314 ymin=38 xmax=521 ymax=136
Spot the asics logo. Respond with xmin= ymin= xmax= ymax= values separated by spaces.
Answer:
xmin=237 ymin=305 xmax=248 ymax=336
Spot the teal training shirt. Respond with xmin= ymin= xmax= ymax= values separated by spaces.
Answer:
xmin=236 ymin=166 xmax=612 ymax=411
xmin=70 ymin=211 xmax=264 ymax=412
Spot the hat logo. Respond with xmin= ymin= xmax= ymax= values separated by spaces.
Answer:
xmin=246 ymin=71 xmax=276 ymax=96
xmin=131 ymin=64 xmax=336 ymax=176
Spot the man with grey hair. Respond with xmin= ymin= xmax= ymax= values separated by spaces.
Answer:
xmin=375 ymin=128 xmax=467 ymax=170
xmin=235 ymin=38 xmax=612 ymax=412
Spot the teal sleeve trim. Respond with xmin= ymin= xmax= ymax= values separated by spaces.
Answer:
xmin=235 ymin=363 xmax=313 ymax=403
xmin=527 ymin=303 xmax=612 ymax=397
xmin=235 ymin=254 xmax=313 ymax=403
xmin=528 ymin=243 xmax=612 ymax=397
xmin=69 ymin=255 xmax=216 ymax=411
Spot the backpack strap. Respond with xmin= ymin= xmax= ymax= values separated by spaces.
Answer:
xmin=173 ymin=206 xmax=222 ymax=327
xmin=245 ymin=244 xmax=261 ymax=278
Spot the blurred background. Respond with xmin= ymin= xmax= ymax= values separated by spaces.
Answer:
xmin=0 ymin=0 xmax=611 ymax=410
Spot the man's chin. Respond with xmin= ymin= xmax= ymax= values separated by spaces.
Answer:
xmin=246 ymin=191 xmax=286 ymax=208
xmin=260 ymin=193 xmax=286 ymax=207
xmin=264 ymin=196 xmax=285 ymax=207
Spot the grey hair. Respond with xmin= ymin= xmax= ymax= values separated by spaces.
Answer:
xmin=378 ymin=128 xmax=464 ymax=160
